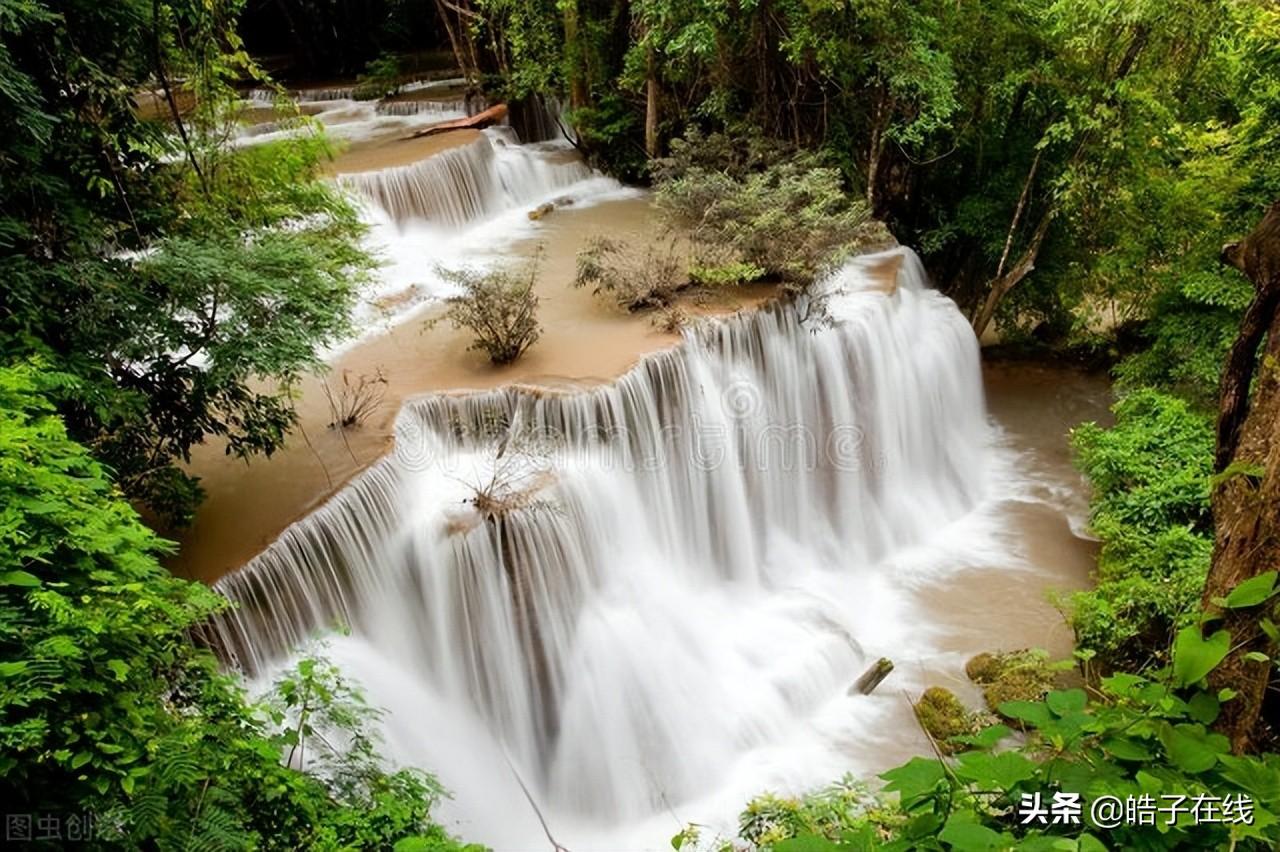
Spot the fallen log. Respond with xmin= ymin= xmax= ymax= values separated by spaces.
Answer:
xmin=405 ymin=103 xmax=509 ymax=140
xmin=850 ymin=657 xmax=894 ymax=695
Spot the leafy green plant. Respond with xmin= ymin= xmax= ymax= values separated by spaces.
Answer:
xmin=436 ymin=255 xmax=543 ymax=364
xmin=654 ymin=130 xmax=886 ymax=289
xmin=0 ymin=363 xmax=478 ymax=850
xmin=1 ymin=2 xmax=374 ymax=524
xmin=574 ymin=234 xmax=690 ymax=311
xmin=1067 ymin=389 xmax=1216 ymax=667
xmin=732 ymin=635 xmax=1280 ymax=850
xmin=354 ymin=53 xmax=405 ymax=100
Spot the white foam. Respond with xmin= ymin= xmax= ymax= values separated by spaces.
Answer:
xmin=211 ymin=248 xmax=1035 ymax=849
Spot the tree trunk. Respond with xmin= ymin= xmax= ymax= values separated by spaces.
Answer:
xmin=433 ymin=0 xmax=482 ymax=86
xmin=562 ymin=0 xmax=589 ymax=110
xmin=434 ymin=0 xmax=468 ymax=81
xmin=645 ymin=48 xmax=659 ymax=159
xmin=1203 ymin=201 xmax=1280 ymax=754
xmin=152 ymin=0 xmax=207 ymax=195
xmin=866 ymin=92 xmax=889 ymax=210
xmin=970 ymin=207 xmax=1056 ymax=339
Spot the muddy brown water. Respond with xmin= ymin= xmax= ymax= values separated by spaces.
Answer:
xmin=855 ymin=360 xmax=1113 ymax=771
xmin=171 ymin=180 xmax=1114 ymax=781
xmin=329 ymin=128 xmax=480 ymax=173
xmin=172 ymin=195 xmax=772 ymax=583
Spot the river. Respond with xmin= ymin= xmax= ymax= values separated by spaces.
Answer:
xmin=184 ymin=86 xmax=1112 ymax=851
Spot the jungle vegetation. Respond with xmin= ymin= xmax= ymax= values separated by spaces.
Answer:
xmin=3 ymin=0 xmax=1280 ymax=849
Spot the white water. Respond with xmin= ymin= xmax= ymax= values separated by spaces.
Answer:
xmin=339 ymin=126 xmax=637 ymax=343
xmin=234 ymin=95 xmax=470 ymax=148
xmin=237 ymin=85 xmax=637 ymax=345
xmin=208 ymin=247 xmax=1033 ymax=848
xmin=339 ymin=128 xmax=593 ymax=229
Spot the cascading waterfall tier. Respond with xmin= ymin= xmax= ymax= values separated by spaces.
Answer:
xmin=338 ymin=128 xmax=591 ymax=228
xmin=208 ymin=248 xmax=989 ymax=834
xmin=375 ymin=98 xmax=474 ymax=117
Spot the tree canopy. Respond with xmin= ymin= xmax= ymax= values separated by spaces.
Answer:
xmin=1 ymin=0 xmax=371 ymax=524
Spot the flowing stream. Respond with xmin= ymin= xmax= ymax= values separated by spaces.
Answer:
xmin=206 ymin=99 xmax=1103 ymax=849
xmin=206 ymin=246 xmax=1063 ymax=846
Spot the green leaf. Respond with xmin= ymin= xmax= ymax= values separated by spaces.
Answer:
xmin=107 ymin=659 xmax=130 ymax=681
xmin=1187 ymin=691 xmax=1221 ymax=724
xmin=1046 ymin=689 xmax=1087 ymax=716
xmin=905 ymin=810 xmax=944 ymax=839
xmin=1102 ymin=736 xmax=1152 ymax=761
xmin=1225 ymin=572 xmax=1278 ymax=608
xmin=1172 ymin=627 xmax=1231 ymax=687
xmin=121 ymin=774 xmax=135 ymax=795
xmin=1158 ymin=723 xmax=1228 ymax=773
xmin=0 ymin=661 xmax=29 ymax=678
xmin=998 ymin=700 xmax=1052 ymax=729
xmin=0 ymin=570 xmax=41 ymax=587
xmin=937 ymin=815 xmax=1007 ymax=851
xmin=1244 ymin=651 xmax=1271 ymax=663
xmin=71 ymin=751 xmax=92 ymax=769
xmin=880 ymin=756 xmax=947 ymax=804
xmin=956 ymin=724 xmax=1013 ymax=750
xmin=775 ymin=837 xmax=843 ymax=852
xmin=1077 ymin=834 xmax=1108 ymax=852
xmin=1218 ymin=755 xmax=1280 ymax=804
xmin=954 ymin=750 xmax=1037 ymax=791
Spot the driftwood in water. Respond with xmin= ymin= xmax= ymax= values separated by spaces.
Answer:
xmin=851 ymin=657 xmax=894 ymax=695
xmin=405 ymin=103 xmax=509 ymax=139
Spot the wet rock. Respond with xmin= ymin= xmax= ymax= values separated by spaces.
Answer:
xmin=914 ymin=687 xmax=978 ymax=754
xmin=966 ymin=648 xmax=1058 ymax=718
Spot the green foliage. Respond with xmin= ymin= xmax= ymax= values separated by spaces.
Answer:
xmin=0 ymin=1 xmax=372 ymax=524
xmin=574 ymin=235 xmax=689 ymax=311
xmin=654 ymin=130 xmax=886 ymax=288
xmin=1113 ymin=273 xmax=1250 ymax=409
xmin=734 ymin=671 xmax=1280 ymax=851
xmin=354 ymin=52 xmax=405 ymax=100
xmin=0 ymin=363 xmax=477 ymax=849
xmin=737 ymin=777 xmax=898 ymax=848
xmin=473 ymin=0 xmax=564 ymax=99
xmin=471 ymin=0 xmax=1278 ymax=349
xmin=436 ymin=256 xmax=542 ymax=364
xmin=1068 ymin=389 xmax=1215 ymax=666
xmin=568 ymin=94 xmax=647 ymax=181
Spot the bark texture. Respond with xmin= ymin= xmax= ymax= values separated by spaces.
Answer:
xmin=645 ymin=49 xmax=659 ymax=159
xmin=1204 ymin=201 xmax=1280 ymax=753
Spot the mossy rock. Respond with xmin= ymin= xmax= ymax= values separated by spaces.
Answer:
xmin=965 ymin=649 xmax=1058 ymax=718
xmin=914 ymin=687 xmax=980 ymax=754
xmin=964 ymin=652 xmax=1003 ymax=684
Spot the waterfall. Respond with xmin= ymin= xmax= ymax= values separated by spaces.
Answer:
xmin=338 ymin=128 xmax=592 ymax=228
xmin=209 ymin=247 xmax=993 ymax=842
xmin=509 ymin=94 xmax=574 ymax=144
xmin=376 ymin=98 xmax=475 ymax=117
xmin=245 ymin=85 xmax=356 ymax=102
